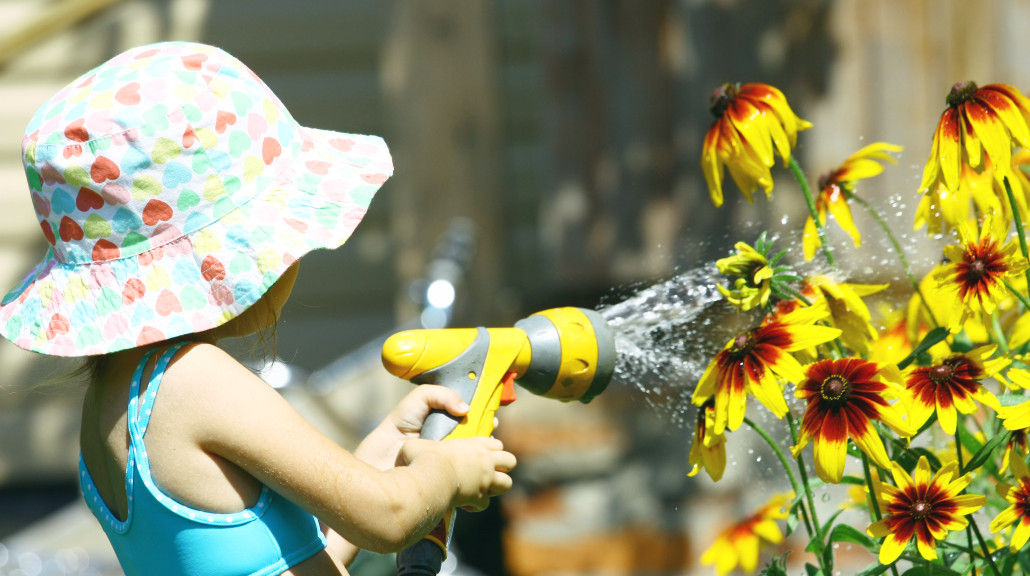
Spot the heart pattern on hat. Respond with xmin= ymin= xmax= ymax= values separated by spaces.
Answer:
xmin=1 ymin=41 xmax=393 ymax=356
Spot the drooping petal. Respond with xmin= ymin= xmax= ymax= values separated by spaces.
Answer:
xmin=937 ymin=109 xmax=963 ymax=192
xmin=803 ymin=214 xmax=820 ymax=261
xmin=825 ymin=192 xmax=862 ymax=247
xmin=978 ymin=88 xmax=1030 ymax=148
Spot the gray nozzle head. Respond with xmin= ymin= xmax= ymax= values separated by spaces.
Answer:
xmin=577 ymin=307 xmax=615 ymax=404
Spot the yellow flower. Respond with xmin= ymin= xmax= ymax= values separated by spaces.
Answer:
xmin=793 ymin=358 xmax=912 ymax=483
xmin=716 ymin=241 xmax=774 ymax=311
xmin=804 ymin=143 xmax=902 ymax=261
xmin=868 ymin=457 xmax=986 ymax=564
xmin=917 ymin=148 xmax=1030 ymax=236
xmin=688 ymin=398 xmax=727 ymax=482
xmin=700 ymin=492 xmax=792 ymax=575
xmin=802 ymin=275 xmax=887 ymax=356
xmin=934 ymin=215 xmax=1029 ymax=334
xmin=693 ymin=302 xmax=841 ymax=435
xmin=903 ymin=345 xmax=1003 ymax=435
xmin=990 ymin=452 xmax=1030 ymax=550
xmin=916 ymin=159 xmax=997 ymax=236
xmin=920 ymin=82 xmax=1030 ymax=196
xmin=908 ymin=268 xmax=990 ymax=344
xmin=702 ymin=82 xmax=812 ymax=207
xmin=868 ymin=303 xmax=914 ymax=367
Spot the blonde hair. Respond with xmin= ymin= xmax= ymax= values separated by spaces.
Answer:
xmin=71 ymin=295 xmax=282 ymax=386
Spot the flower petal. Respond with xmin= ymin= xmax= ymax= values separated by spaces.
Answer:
xmin=813 ymin=409 xmax=848 ymax=483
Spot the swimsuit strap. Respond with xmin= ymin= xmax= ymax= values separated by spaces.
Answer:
xmin=130 ymin=342 xmax=190 ymax=437
xmin=125 ymin=342 xmax=190 ymax=491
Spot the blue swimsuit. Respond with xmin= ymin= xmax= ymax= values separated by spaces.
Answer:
xmin=80 ymin=343 xmax=328 ymax=575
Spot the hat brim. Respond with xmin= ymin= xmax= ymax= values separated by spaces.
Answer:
xmin=0 ymin=126 xmax=392 ymax=356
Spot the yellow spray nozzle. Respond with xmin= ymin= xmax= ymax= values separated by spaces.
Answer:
xmin=382 ymin=307 xmax=615 ymax=405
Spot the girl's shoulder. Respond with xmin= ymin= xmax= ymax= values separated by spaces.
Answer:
xmin=156 ymin=343 xmax=275 ymax=425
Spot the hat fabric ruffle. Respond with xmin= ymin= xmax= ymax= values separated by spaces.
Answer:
xmin=0 ymin=42 xmax=392 ymax=356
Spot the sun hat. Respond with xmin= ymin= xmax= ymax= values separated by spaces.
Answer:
xmin=0 ymin=41 xmax=393 ymax=356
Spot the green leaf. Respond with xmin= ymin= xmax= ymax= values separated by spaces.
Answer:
xmin=828 ymin=523 xmax=876 ymax=551
xmin=899 ymin=565 xmax=962 ymax=576
xmin=760 ymin=552 xmax=791 ymax=576
xmin=785 ymin=511 xmax=799 ymax=537
xmin=999 ymin=550 xmax=1018 ymax=576
xmin=956 ymin=425 xmax=984 ymax=456
xmin=998 ymin=393 xmax=1030 ymax=407
xmin=897 ymin=327 xmax=950 ymax=370
xmin=962 ymin=430 xmax=1011 ymax=474
xmin=805 ymin=536 xmax=825 ymax=555
xmin=804 ymin=562 xmax=824 ymax=576
xmin=820 ymin=509 xmax=845 ymax=536
xmin=855 ymin=563 xmax=891 ymax=576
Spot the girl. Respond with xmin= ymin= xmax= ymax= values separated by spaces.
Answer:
xmin=0 ymin=42 xmax=515 ymax=575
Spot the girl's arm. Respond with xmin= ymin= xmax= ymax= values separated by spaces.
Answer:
xmin=164 ymin=343 xmax=515 ymax=553
xmin=326 ymin=385 xmax=474 ymax=566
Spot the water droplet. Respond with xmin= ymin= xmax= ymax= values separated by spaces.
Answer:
xmin=821 ymin=493 xmax=831 ymax=502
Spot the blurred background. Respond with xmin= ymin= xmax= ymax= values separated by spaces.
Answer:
xmin=2 ymin=0 xmax=1030 ymax=574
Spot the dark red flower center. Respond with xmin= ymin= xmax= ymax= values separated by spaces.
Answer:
xmin=709 ymin=83 xmax=740 ymax=118
xmin=730 ymin=330 xmax=755 ymax=358
xmin=929 ymin=363 xmax=955 ymax=384
xmin=968 ymin=258 xmax=987 ymax=281
xmin=958 ymin=239 xmax=1005 ymax=294
xmin=910 ymin=500 xmax=931 ymax=519
xmin=946 ymin=81 xmax=979 ymax=108
xmin=820 ymin=375 xmax=850 ymax=404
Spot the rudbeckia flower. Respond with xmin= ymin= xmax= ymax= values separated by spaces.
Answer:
xmin=867 ymin=457 xmax=986 ymax=564
xmin=803 ymin=142 xmax=902 ymax=261
xmin=917 ymin=149 xmax=1030 ymax=236
xmin=702 ymin=82 xmax=812 ymax=207
xmin=716 ymin=241 xmax=774 ymax=311
xmin=934 ymin=215 xmax=1029 ymax=334
xmin=700 ymin=492 xmax=792 ymax=575
xmin=868 ymin=303 xmax=915 ymax=367
xmin=991 ymin=452 xmax=1030 ymax=550
xmin=916 ymin=159 xmax=998 ymax=236
xmin=693 ymin=302 xmax=841 ymax=435
xmin=907 ymin=268 xmax=989 ymax=344
xmin=688 ymin=398 xmax=727 ymax=482
xmin=802 ymin=275 xmax=887 ymax=356
xmin=792 ymin=358 xmax=912 ymax=483
xmin=920 ymin=81 xmax=1030 ymax=195
xmin=904 ymin=346 xmax=1004 ymax=435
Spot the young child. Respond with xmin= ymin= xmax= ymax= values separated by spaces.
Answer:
xmin=0 ymin=42 xmax=515 ymax=575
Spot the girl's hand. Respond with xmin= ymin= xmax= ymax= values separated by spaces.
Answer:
xmin=389 ymin=385 xmax=469 ymax=438
xmin=354 ymin=385 xmax=469 ymax=470
xmin=399 ymin=436 xmax=516 ymax=512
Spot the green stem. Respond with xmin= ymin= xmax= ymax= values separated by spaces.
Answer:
xmin=786 ymin=413 xmax=823 ymax=540
xmin=744 ymin=416 xmax=815 ymax=538
xmin=955 ymin=431 xmax=977 ymax=576
xmin=861 ymin=454 xmax=901 ymax=576
xmin=1003 ymin=176 xmax=1030 ymax=295
xmin=788 ymin=156 xmax=837 ymax=268
xmin=849 ymin=191 xmax=941 ymax=328
xmin=970 ymin=520 xmax=1001 ymax=576
xmin=991 ymin=310 xmax=1011 ymax=356
xmin=1002 ymin=278 xmax=1030 ymax=313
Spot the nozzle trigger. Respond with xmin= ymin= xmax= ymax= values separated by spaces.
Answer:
xmin=500 ymin=372 xmax=517 ymax=405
